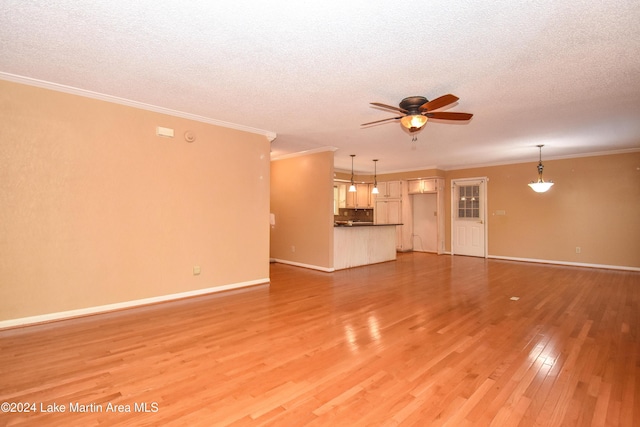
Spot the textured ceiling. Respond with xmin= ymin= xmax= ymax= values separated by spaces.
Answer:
xmin=1 ymin=0 xmax=639 ymax=174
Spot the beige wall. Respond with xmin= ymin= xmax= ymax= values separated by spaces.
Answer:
xmin=270 ymin=151 xmax=334 ymax=270
xmin=372 ymin=152 xmax=640 ymax=268
xmin=0 ymin=80 xmax=271 ymax=322
xmin=2 ymin=80 xmax=637 ymax=326
xmin=443 ymin=153 xmax=640 ymax=267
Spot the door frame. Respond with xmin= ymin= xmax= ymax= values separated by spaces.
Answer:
xmin=450 ymin=177 xmax=488 ymax=258
xmin=411 ymin=192 xmax=439 ymax=253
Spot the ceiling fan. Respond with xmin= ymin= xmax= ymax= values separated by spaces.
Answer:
xmin=361 ymin=94 xmax=473 ymax=133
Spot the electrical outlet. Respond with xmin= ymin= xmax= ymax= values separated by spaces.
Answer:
xmin=193 ymin=266 xmax=201 ymax=275
xmin=291 ymin=245 xmax=296 ymax=253
xmin=575 ymin=247 xmax=581 ymax=254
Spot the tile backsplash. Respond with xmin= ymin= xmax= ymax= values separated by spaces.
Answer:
xmin=334 ymin=208 xmax=374 ymax=223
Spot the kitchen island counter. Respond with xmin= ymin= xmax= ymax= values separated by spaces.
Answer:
xmin=334 ymin=222 xmax=402 ymax=227
xmin=333 ymin=224 xmax=400 ymax=270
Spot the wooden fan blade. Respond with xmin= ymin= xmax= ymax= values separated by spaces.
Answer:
xmin=371 ymin=102 xmax=408 ymax=114
xmin=425 ymin=111 xmax=473 ymax=121
xmin=361 ymin=116 xmax=403 ymax=126
xmin=419 ymin=94 xmax=459 ymax=112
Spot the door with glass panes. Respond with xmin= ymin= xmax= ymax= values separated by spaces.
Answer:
xmin=451 ymin=178 xmax=486 ymax=257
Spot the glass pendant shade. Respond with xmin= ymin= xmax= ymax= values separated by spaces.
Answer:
xmin=400 ymin=114 xmax=428 ymax=131
xmin=348 ymin=184 xmax=356 ymax=192
xmin=372 ymin=186 xmax=379 ymax=194
xmin=528 ymin=180 xmax=554 ymax=193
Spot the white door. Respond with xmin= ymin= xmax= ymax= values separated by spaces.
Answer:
xmin=451 ymin=178 xmax=487 ymax=257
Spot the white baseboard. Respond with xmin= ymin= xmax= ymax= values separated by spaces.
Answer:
xmin=0 ymin=278 xmax=270 ymax=330
xmin=276 ymin=253 xmax=639 ymax=272
xmin=486 ymin=255 xmax=640 ymax=272
xmin=433 ymin=251 xmax=639 ymax=271
xmin=271 ymin=259 xmax=335 ymax=272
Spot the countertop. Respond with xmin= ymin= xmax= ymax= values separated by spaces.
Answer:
xmin=334 ymin=222 xmax=402 ymax=227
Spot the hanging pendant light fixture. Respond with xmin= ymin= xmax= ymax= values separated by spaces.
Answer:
xmin=528 ymin=145 xmax=554 ymax=193
xmin=371 ymin=159 xmax=379 ymax=194
xmin=349 ymin=154 xmax=357 ymax=192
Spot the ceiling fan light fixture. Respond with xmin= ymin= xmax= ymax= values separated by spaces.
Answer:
xmin=528 ymin=145 xmax=554 ymax=193
xmin=400 ymin=114 xmax=428 ymax=131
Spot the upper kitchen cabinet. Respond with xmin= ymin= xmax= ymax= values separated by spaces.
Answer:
xmin=375 ymin=181 xmax=402 ymax=199
xmin=357 ymin=183 xmax=372 ymax=208
xmin=333 ymin=183 xmax=348 ymax=214
xmin=346 ymin=183 xmax=373 ymax=208
xmin=408 ymin=178 xmax=443 ymax=194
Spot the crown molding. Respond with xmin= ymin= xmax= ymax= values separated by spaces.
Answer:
xmin=0 ymin=72 xmax=277 ymax=142
xmin=443 ymin=147 xmax=640 ymax=171
xmin=270 ymin=146 xmax=338 ymax=161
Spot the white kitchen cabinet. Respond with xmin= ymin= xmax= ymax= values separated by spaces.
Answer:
xmin=356 ymin=183 xmax=372 ymax=208
xmin=375 ymin=183 xmax=404 ymax=250
xmin=375 ymin=180 xmax=402 ymax=199
xmin=408 ymin=178 xmax=442 ymax=194
xmin=375 ymin=199 xmax=403 ymax=250
xmin=407 ymin=178 xmax=446 ymax=254
xmin=375 ymin=199 xmax=401 ymax=224
xmin=346 ymin=183 xmax=373 ymax=208
xmin=408 ymin=180 xmax=422 ymax=194
xmin=334 ymin=183 xmax=348 ymax=214
xmin=346 ymin=187 xmax=355 ymax=208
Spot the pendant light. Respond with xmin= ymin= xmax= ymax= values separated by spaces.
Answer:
xmin=348 ymin=154 xmax=356 ymax=192
xmin=528 ymin=145 xmax=554 ymax=193
xmin=371 ymin=159 xmax=379 ymax=194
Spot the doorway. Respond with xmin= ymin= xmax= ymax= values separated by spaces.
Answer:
xmin=411 ymin=193 xmax=438 ymax=252
xmin=451 ymin=178 xmax=487 ymax=257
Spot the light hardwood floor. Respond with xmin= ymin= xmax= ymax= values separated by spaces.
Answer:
xmin=1 ymin=253 xmax=639 ymax=426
